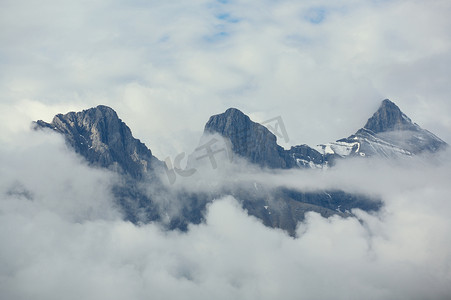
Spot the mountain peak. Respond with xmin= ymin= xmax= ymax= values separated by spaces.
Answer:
xmin=203 ymin=107 xmax=325 ymax=169
xmin=34 ymin=105 xmax=161 ymax=179
xmin=363 ymin=99 xmax=417 ymax=133
xmin=333 ymin=99 xmax=449 ymax=157
xmin=224 ymin=107 xmax=245 ymax=114
xmin=92 ymin=104 xmax=117 ymax=115
xmin=204 ymin=108 xmax=250 ymax=133
xmin=204 ymin=108 xmax=292 ymax=168
xmin=381 ymin=98 xmax=396 ymax=106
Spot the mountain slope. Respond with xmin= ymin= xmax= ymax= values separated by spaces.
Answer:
xmin=204 ymin=108 xmax=326 ymax=169
xmin=204 ymin=108 xmax=291 ymax=168
xmin=205 ymin=100 xmax=447 ymax=168
xmin=34 ymin=105 xmax=163 ymax=179
xmin=321 ymin=99 xmax=448 ymax=159
xmin=34 ymin=105 xmax=165 ymax=225
xmin=33 ymin=99 xmax=443 ymax=235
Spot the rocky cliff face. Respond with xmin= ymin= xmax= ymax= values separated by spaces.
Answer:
xmin=34 ymin=99 xmax=444 ymax=236
xmin=328 ymin=99 xmax=448 ymax=158
xmin=204 ymin=108 xmax=290 ymax=168
xmin=34 ymin=105 xmax=162 ymax=179
xmin=205 ymin=100 xmax=447 ymax=168
xmin=204 ymin=108 xmax=326 ymax=169
xmin=363 ymin=99 xmax=418 ymax=133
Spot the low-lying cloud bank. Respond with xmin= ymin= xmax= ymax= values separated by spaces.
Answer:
xmin=1 ymin=129 xmax=451 ymax=300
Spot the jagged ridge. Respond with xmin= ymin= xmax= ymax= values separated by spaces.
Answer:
xmin=204 ymin=99 xmax=447 ymax=168
xmin=34 ymin=105 xmax=162 ymax=179
xmin=364 ymin=99 xmax=418 ymax=133
xmin=204 ymin=108 xmax=327 ymax=169
xmin=331 ymin=99 xmax=448 ymax=158
xmin=33 ymin=99 xmax=444 ymax=235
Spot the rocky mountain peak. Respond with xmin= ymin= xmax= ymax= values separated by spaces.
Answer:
xmin=204 ymin=108 xmax=290 ymax=168
xmin=331 ymin=99 xmax=449 ymax=157
xmin=224 ymin=107 xmax=247 ymax=116
xmin=363 ymin=99 xmax=417 ymax=133
xmin=204 ymin=107 xmax=251 ymax=133
xmin=205 ymin=100 xmax=447 ymax=167
xmin=203 ymin=108 xmax=326 ymax=169
xmin=34 ymin=105 xmax=161 ymax=179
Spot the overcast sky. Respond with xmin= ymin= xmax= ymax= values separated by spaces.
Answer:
xmin=1 ymin=0 xmax=451 ymax=158
xmin=1 ymin=1 xmax=451 ymax=299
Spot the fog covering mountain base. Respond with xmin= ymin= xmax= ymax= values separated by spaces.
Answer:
xmin=1 ymin=100 xmax=450 ymax=299
xmin=32 ymin=99 xmax=446 ymax=235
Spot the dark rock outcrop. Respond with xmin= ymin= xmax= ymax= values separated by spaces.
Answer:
xmin=34 ymin=105 xmax=162 ymax=179
xmin=35 ymin=99 xmax=444 ymax=236
xmin=202 ymin=107 xmax=384 ymax=235
xmin=204 ymin=108 xmax=290 ymax=168
xmin=34 ymin=105 xmax=166 ymax=225
xmin=232 ymin=186 xmax=381 ymax=236
xmin=204 ymin=108 xmax=326 ymax=169
xmin=204 ymin=100 xmax=447 ymax=168
xmin=364 ymin=99 xmax=418 ymax=133
xmin=334 ymin=99 xmax=448 ymax=158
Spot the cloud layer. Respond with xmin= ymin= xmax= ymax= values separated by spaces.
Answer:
xmin=1 ymin=128 xmax=451 ymax=299
xmin=1 ymin=0 xmax=451 ymax=299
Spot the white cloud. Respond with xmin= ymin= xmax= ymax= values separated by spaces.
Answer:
xmin=0 ymin=130 xmax=120 ymax=222
xmin=1 ymin=0 xmax=450 ymax=158
xmin=1 ymin=0 xmax=451 ymax=298
xmin=1 ymin=129 xmax=451 ymax=299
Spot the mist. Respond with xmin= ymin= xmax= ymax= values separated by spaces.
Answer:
xmin=2 ymin=0 xmax=451 ymax=298
xmin=1 ymin=126 xmax=451 ymax=300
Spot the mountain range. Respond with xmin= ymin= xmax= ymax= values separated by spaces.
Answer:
xmin=33 ymin=99 xmax=447 ymax=235
xmin=204 ymin=99 xmax=447 ymax=169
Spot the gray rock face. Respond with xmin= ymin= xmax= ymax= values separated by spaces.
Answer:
xmin=234 ymin=186 xmax=381 ymax=236
xmin=205 ymin=100 xmax=447 ymax=168
xmin=364 ymin=99 xmax=418 ymax=133
xmin=332 ymin=99 xmax=448 ymax=158
xmin=34 ymin=105 xmax=162 ymax=179
xmin=287 ymin=144 xmax=327 ymax=168
xmin=34 ymin=105 xmax=165 ymax=224
xmin=204 ymin=108 xmax=290 ymax=168
xmin=33 ymin=100 xmax=443 ymax=236
xmin=204 ymin=108 xmax=325 ymax=169
xmin=201 ymin=107 xmax=385 ymax=235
